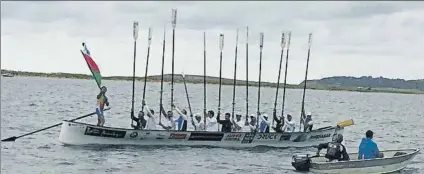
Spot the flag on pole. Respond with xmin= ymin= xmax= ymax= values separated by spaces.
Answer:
xmin=80 ymin=42 xmax=101 ymax=88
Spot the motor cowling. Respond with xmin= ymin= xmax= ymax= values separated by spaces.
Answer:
xmin=291 ymin=154 xmax=311 ymax=171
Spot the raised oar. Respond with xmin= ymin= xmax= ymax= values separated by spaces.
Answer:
xmin=130 ymin=21 xmax=139 ymax=125
xmin=141 ymin=28 xmax=152 ymax=112
xmin=300 ymin=33 xmax=313 ymax=132
xmin=217 ymin=33 xmax=224 ymax=132
xmin=231 ymin=29 xmax=239 ymax=120
xmin=1 ymin=108 xmax=111 ymax=142
xmin=203 ymin=32 xmax=207 ymax=129
xmin=281 ymin=31 xmax=292 ymax=121
xmin=159 ymin=27 xmax=167 ymax=124
xmin=182 ymin=73 xmax=193 ymax=115
xmin=245 ymin=26 xmax=249 ymax=124
xmin=170 ymin=9 xmax=177 ymax=111
xmin=272 ymin=32 xmax=286 ymax=126
xmin=256 ymin=32 xmax=264 ymax=130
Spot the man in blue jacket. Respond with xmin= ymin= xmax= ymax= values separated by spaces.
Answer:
xmin=358 ymin=130 xmax=383 ymax=159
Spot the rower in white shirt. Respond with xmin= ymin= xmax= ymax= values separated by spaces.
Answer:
xmin=245 ymin=114 xmax=258 ymax=132
xmin=159 ymin=105 xmax=173 ymax=130
xmin=282 ymin=114 xmax=296 ymax=132
xmin=191 ymin=113 xmax=205 ymax=131
xmin=205 ymin=110 xmax=217 ymax=132
xmin=172 ymin=104 xmax=189 ymax=131
xmin=232 ymin=113 xmax=244 ymax=132
xmin=142 ymin=102 xmax=157 ymax=130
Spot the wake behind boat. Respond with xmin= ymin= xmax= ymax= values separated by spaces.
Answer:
xmin=58 ymin=120 xmax=346 ymax=148
xmin=291 ymin=148 xmax=421 ymax=173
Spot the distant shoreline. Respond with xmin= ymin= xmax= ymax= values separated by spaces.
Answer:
xmin=2 ymin=69 xmax=424 ymax=95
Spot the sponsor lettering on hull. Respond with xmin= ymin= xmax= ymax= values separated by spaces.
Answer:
xmin=169 ymin=133 xmax=187 ymax=140
xmin=241 ymin=133 xmax=256 ymax=144
xmin=188 ymin=132 xmax=224 ymax=141
xmin=223 ymin=133 xmax=244 ymax=141
xmin=84 ymin=126 xmax=126 ymax=138
xmin=309 ymin=133 xmax=331 ymax=139
xmin=255 ymin=133 xmax=280 ymax=140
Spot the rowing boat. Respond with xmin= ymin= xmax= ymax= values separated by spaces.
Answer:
xmin=291 ymin=148 xmax=421 ymax=173
xmin=58 ymin=120 xmax=346 ymax=148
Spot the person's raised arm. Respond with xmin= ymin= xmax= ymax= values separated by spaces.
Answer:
xmin=259 ymin=114 xmax=271 ymax=125
xmin=173 ymin=105 xmax=188 ymax=120
xmin=144 ymin=104 xmax=154 ymax=118
xmin=216 ymin=113 xmax=223 ymax=124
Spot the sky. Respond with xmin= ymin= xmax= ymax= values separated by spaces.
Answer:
xmin=1 ymin=1 xmax=424 ymax=84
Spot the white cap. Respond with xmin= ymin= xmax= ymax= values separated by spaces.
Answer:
xmin=307 ymin=112 xmax=312 ymax=116
xmin=194 ymin=113 xmax=201 ymax=117
xmin=250 ymin=114 xmax=255 ymax=118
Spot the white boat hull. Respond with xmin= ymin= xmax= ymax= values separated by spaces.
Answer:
xmin=58 ymin=121 xmax=344 ymax=148
xmin=308 ymin=149 xmax=421 ymax=174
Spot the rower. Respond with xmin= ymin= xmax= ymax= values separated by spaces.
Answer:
xmin=217 ymin=112 xmax=233 ymax=133
xmin=205 ymin=110 xmax=217 ymax=132
xmin=245 ymin=114 xmax=257 ymax=132
xmin=143 ymin=101 xmax=157 ymax=130
xmin=258 ymin=112 xmax=271 ymax=133
xmin=159 ymin=105 xmax=173 ymax=130
xmin=316 ymin=134 xmax=350 ymax=162
xmin=96 ymin=86 xmax=109 ymax=126
xmin=282 ymin=114 xmax=295 ymax=132
xmin=172 ymin=104 xmax=188 ymax=131
xmin=232 ymin=113 xmax=244 ymax=132
xmin=191 ymin=113 xmax=205 ymax=131
xmin=272 ymin=109 xmax=285 ymax=133
xmin=303 ymin=112 xmax=313 ymax=132
xmin=131 ymin=110 xmax=147 ymax=130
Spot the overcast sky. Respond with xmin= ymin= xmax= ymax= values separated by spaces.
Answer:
xmin=1 ymin=1 xmax=424 ymax=84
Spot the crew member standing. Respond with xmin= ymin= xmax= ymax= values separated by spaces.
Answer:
xmin=96 ymin=86 xmax=109 ymax=126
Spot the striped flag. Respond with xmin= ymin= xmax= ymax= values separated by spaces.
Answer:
xmin=80 ymin=43 xmax=101 ymax=88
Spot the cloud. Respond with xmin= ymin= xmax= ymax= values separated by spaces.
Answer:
xmin=1 ymin=1 xmax=424 ymax=84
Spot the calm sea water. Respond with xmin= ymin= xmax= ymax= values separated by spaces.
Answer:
xmin=1 ymin=76 xmax=423 ymax=174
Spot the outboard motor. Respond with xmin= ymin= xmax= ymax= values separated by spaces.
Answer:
xmin=291 ymin=154 xmax=311 ymax=171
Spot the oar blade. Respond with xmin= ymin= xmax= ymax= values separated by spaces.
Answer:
xmin=337 ymin=119 xmax=354 ymax=128
xmin=1 ymin=136 xmax=17 ymax=142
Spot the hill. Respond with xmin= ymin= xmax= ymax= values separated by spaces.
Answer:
xmin=2 ymin=69 xmax=424 ymax=94
xmin=303 ymin=76 xmax=424 ymax=91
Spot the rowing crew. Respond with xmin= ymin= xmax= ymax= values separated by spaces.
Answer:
xmin=94 ymin=86 xmax=314 ymax=132
xmin=129 ymin=101 xmax=314 ymax=133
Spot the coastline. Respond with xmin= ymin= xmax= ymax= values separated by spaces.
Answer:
xmin=2 ymin=70 xmax=424 ymax=95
